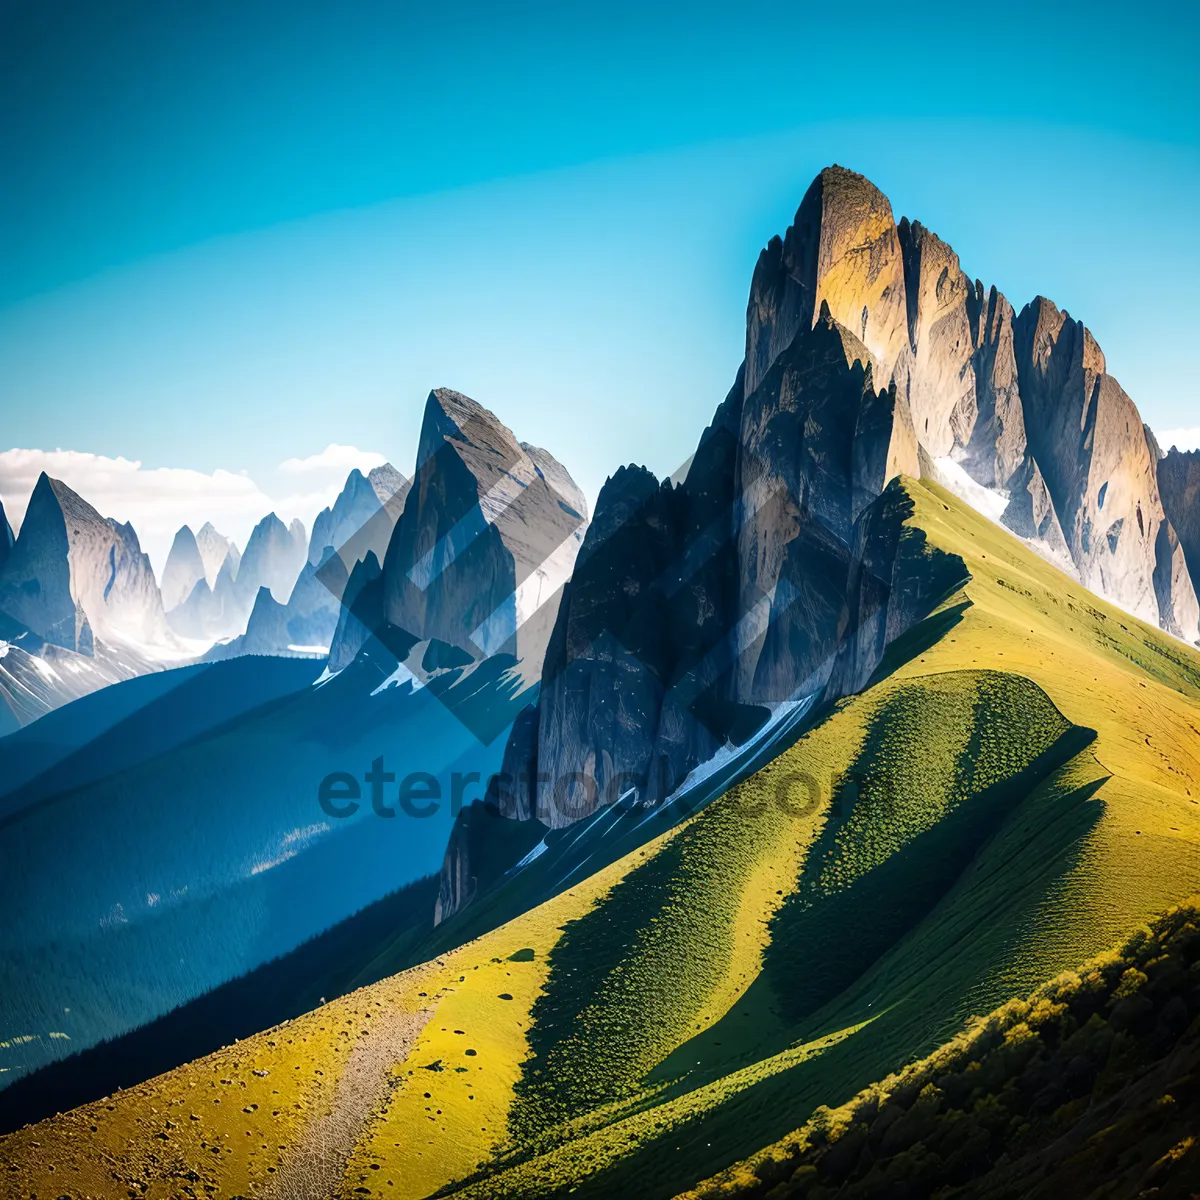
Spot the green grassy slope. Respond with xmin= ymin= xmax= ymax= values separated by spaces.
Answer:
xmin=3 ymin=476 xmax=1199 ymax=1200
xmin=681 ymin=895 xmax=1200 ymax=1200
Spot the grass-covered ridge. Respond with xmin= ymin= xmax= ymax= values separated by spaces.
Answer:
xmin=681 ymin=894 xmax=1200 ymax=1200
xmin=2 ymin=476 xmax=1200 ymax=1199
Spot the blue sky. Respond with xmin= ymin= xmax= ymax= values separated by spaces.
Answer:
xmin=1 ymin=0 xmax=1198 ymax=568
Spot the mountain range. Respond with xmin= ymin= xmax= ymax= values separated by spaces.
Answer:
xmin=1 ymin=163 xmax=1199 ymax=1198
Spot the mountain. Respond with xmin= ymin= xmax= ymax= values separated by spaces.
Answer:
xmin=195 ymin=520 xmax=238 ymax=586
xmin=166 ymin=512 xmax=308 ymax=646
xmin=0 ymin=473 xmax=172 ymax=654
xmin=490 ymin=164 xmax=1200 ymax=838
xmin=308 ymin=463 xmax=411 ymax=572
xmin=0 ymin=474 xmax=183 ymax=727
xmin=6 ymin=477 xmax=1198 ymax=1199
xmin=165 ymin=547 xmax=244 ymax=642
xmin=236 ymin=511 xmax=307 ymax=606
xmin=159 ymin=524 xmax=206 ymax=611
xmin=327 ymin=389 xmax=588 ymax=680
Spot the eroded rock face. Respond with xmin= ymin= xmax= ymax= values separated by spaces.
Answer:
xmin=0 ymin=473 xmax=171 ymax=654
xmin=745 ymin=166 xmax=909 ymax=399
xmin=1159 ymin=448 xmax=1200 ymax=588
xmin=960 ymin=285 xmax=1027 ymax=489
xmin=1013 ymin=297 xmax=1198 ymax=639
xmin=896 ymin=218 xmax=978 ymax=457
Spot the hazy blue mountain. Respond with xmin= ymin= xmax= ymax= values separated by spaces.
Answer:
xmin=160 ymin=524 xmax=206 ymax=611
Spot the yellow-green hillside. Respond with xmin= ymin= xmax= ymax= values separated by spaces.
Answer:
xmin=3 ymin=476 xmax=1199 ymax=1200
xmin=679 ymin=895 xmax=1200 ymax=1200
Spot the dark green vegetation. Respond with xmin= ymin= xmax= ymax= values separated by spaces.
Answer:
xmin=687 ymin=897 xmax=1200 ymax=1200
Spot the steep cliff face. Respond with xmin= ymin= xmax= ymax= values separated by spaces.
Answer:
xmin=959 ymin=285 xmax=1027 ymax=488
xmin=494 ymin=310 xmax=925 ymax=829
xmin=0 ymin=473 xmax=171 ymax=654
xmin=895 ymin=218 xmax=977 ymax=457
xmin=1159 ymin=448 xmax=1200 ymax=585
xmin=378 ymin=389 xmax=586 ymax=675
xmin=745 ymin=166 xmax=909 ymax=399
xmin=1012 ymin=298 xmax=1198 ymax=639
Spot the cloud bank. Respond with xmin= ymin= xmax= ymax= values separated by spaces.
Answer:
xmin=0 ymin=445 xmax=388 ymax=577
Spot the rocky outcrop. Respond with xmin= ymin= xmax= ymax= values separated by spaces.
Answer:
xmin=375 ymin=389 xmax=587 ymax=675
xmin=494 ymin=309 xmax=925 ymax=828
xmin=0 ymin=473 xmax=172 ymax=654
xmin=1012 ymin=298 xmax=1198 ymax=639
xmin=745 ymin=167 xmax=909 ymax=400
xmin=959 ymin=285 xmax=1027 ymax=488
xmin=161 ymin=525 xmax=206 ymax=611
xmin=1158 ymin=448 xmax=1200 ymax=587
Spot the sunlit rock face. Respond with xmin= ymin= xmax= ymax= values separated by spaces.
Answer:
xmin=1012 ymin=297 xmax=1198 ymax=640
xmin=744 ymin=165 xmax=909 ymax=400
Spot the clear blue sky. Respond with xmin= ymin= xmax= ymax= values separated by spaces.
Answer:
xmin=1 ymin=0 xmax=1198 ymax=518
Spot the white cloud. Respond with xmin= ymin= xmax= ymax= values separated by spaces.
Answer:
xmin=0 ymin=446 xmax=387 ymax=578
xmin=278 ymin=443 xmax=387 ymax=475
xmin=1156 ymin=427 xmax=1200 ymax=453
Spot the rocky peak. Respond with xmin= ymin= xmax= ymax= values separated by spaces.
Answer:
xmin=368 ymin=462 xmax=410 ymax=507
xmin=745 ymin=165 xmax=908 ymax=399
xmin=377 ymin=388 xmax=587 ymax=674
xmin=1011 ymin=301 xmax=1197 ymax=638
xmin=161 ymin=524 xmax=206 ymax=611
xmin=237 ymin=512 xmax=308 ymax=606
xmin=195 ymin=522 xmax=235 ymax=587
xmin=0 ymin=473 xmax=171 ymax=653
